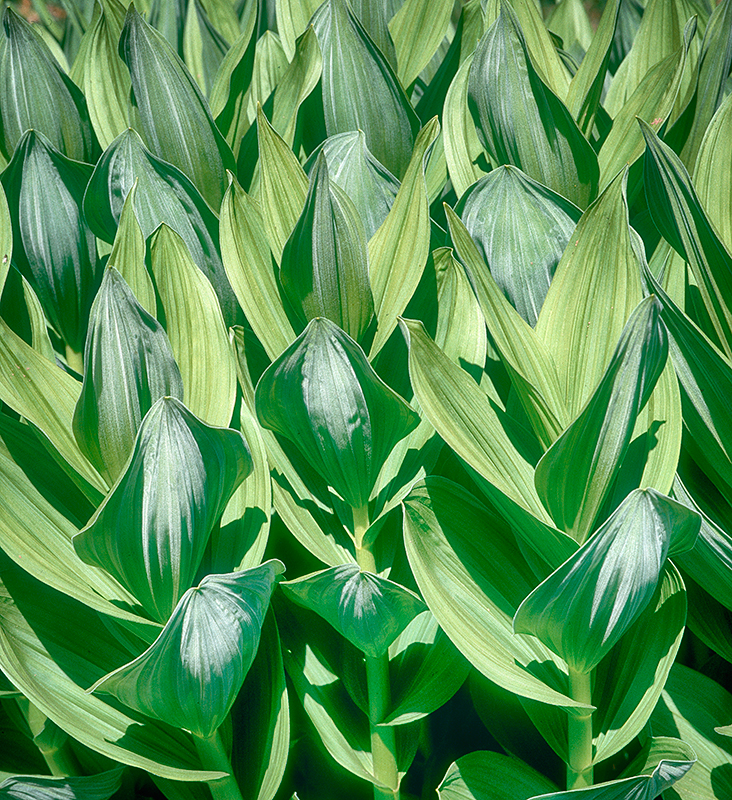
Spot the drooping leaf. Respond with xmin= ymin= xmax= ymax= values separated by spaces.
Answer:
xmin=119 ymin=5 xmax=236 ymax=210
xmin=256 ymin=317 xmax=419 ymax=510
xmin=0 ymin=769 xmax=124 ymax=800
xmin=73 ymin=397 xmax=253 ymax=623
xmin=73 ymin=267 xmax=184 ymax=485
xmin=455 ymin=166 xmax=582 ymax=328
xmin=0 ymin=130 xmax=99 ymax=354
xmin=282 ymin=565 xmax=426 ymax=658
xmin=91 ymin=563 xmax=283 ymax=738
xmin=0 ymin=7 xmax=95 ymax=162
xmin=467 ymin=3 xmax=598 ymax=209
xmin=438 ymin=751 xmax=557 ymax=800
xmin=513 ymin=488 xmax=699 ymax=674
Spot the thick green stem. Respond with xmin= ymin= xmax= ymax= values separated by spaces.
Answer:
xmin=567 ymin=669 xmax=594 ymax=790
xmin=193 ymin=729 xmax=245 ymax=800
xmin=353 ymin=504 xmax=399 ymax=800
xmin=65 ymin=345 xmax=84 ymax=375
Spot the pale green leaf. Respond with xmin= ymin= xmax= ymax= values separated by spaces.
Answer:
xmin=547 ymin=0 xmax=593 ymax=56
xmin=278 ymin=0 xmax=323 ymax=60
xmin=438 ymin=751 xmax=557 ymax=800
xmin=182 ymin=0 xmax=230 ymax=97
xmin=388 ymin=0 xmax=453 ymax=89
xmin=0 ymin=182 xmax=10 ymax=295
xmin=0 ymin=769 xmax=124 ymax=800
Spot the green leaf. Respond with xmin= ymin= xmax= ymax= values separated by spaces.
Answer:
xmin=280 ymin=155 xmax=374 ymax=343
xmin=182 ymin=0 xmax=231 ymax=98
xmin=278 ymin=0 xmax=322 ymax=60
xmin=0 ymin=769 xmax=124 ymax=800
xmin=513 ymin=488 xmax=699 ymax=674
xmin=282 ymin=565 xmax=426 ymax=658
xmin=303 ymin=130 xmax=399 ymax=241
xmin=0 ymin=130 xmax=99 ymax=354
xmin=438 ymin=751 xmax=557 ymax=800
xmin=69 ymin=0 xmax=130 ymax=150
xmin=311 ymin=0 xmax=420 ymax=180
xmin=73 ymin=267 xmax=184 ymax=485
xmin=0 ymin=182 xmax=10 ymax=295
xmin=388 ymin=0 xmax=453 ymax=89
xmin=547 ymin=0 xmax=593 ymax=56
xmin=73 ymin=397 xmax=252 ymax=622
xmin=455 ymin=166 xmax=582 ymax=328
xmin=0 ymin=559 xmax=218 ymax=780
xmin=255 ymin=317 xmax=419 ymax=511
xmin=0 ymin=7 xmax=95 ymax=162
xmin=220 ymin=177 xmax=295 ymax=361
xmin=83 ymin=128 xmax=237 ymax=327
xmin=403 ymin=478 xmax=581 ymax=709
xmin=641 ymin=118 xmax=732 ymax=359
xmin=467 ymin=3 xmax=598 ymax=209
xmin=91 ymin=563 xmax=283 ymax=738
xmin=149 ymin=224 xmax=237 ymax=428
xmin=534 ymin=297 xmax=669 ymax=542
xmin=368 ymin=117 xmax=439 ymax=358
xmin=119 ymin=5 xmax=236 ymax=210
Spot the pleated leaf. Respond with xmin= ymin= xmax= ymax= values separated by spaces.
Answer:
xmin=280 ymin=155 xmax=374 ymax=342
xmin=0 ymin=769 xmax=123 ymax=800
xmin=282 ymin=565 xmax=426 ymax=658
xmin=513 ymin=488 xmax=700 ymax=674
xmin=467 ymin=3 xmax=598 ymax=209
xmin=255 ymin=317 xmax=419 ymax=510
xmin=119 ymin=6 xmax=236 ymax=210
xmin=438 ymin=751 xmax=557 ymax=800
xmin=312 ymin=0 xmax=420 ymax=180
xmin=535 ymin=297 xmax=668 ymax=542
xmin=1 ymin=130 xmax=99 ymax=354
xmin=0 ymin=182 xmax=9 ymax=294
xmin=182 ymin=0 xmax=231 ymax=98
xmin=642 ymin=119 xmax=732 ymax=359
xmin=73 ymin=397 xmax=253 ymax=623
xmin=149 ymin=224 xmax=237 ymax=428
xmin=388 ymin=0 xmax=453 ymax=89
xmin=456 ymin=166 xmax=581 ymax=327
xmin=402 ymin=478 xmax=582 ymax=709
xmin=0 ymin=7 xmax=94 ymax=162
xmin=90 ymin=563 xmax=283 ymax=738
xmin=87 ymin=129 xmax=237 ymax=326
xmin=73 ymin=268 xmax=183 ymax=485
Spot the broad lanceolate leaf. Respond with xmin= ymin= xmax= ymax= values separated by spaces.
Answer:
xmin=312 ymin=0 xmax=420 ymax=179
xmin=0 ymin=769 xmax=124 ymax=800
xmin=73 ymin=268 xmax=184 ymax=486
xmin=73 ymin=397 xmax=252 ymax=623
xmin=83 ymin=128 xmax=237 ymax=327
xmin=280 ymin=155 xmax=374 ymax=343
xmin=514 ymin=488 xmax=699 ymax=674
xmin=149 ymin=224 xmax=237 ymax=428
xmin=535 ymin=297 xmax=669 ymax=542
xmin=456 ymin=166 xmax=581 ymax=328
xmin=255 ymin=317 xmax=419 ymax=510
xmin=91 ymin=563 xmax=283 ymax=738
xmin=0 ymin=7 xmax=95 ymax=162
xmin=388 ymin=0 xmax=453 ymax=89
xmin=119 ymin=6 xmax=236 ymax=210
xmin=1 ymin=130 xmax=99 ymax=354
xmin=438 ymin=751 xmax=557 ymax=800
xmin=467 ymin=3 xmax=598 ymax=209
xmin=368 ymin=118 xmax=439 ymax=357
xmin=641 ymin=119 xmax=732 ymax=360
xmin=282 ymin=565 xmax=426 ymax=658
xmin=403 ymin=478 xmax=581 ymax=709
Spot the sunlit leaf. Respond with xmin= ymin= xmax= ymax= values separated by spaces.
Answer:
xmin=438 ymin=751 xmax=557 ymax=800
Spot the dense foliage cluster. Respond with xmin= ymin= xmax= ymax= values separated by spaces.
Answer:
xmin=0 ymin=1 xmax=731 ymax=799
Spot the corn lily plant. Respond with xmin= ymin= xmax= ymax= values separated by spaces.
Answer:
xmin=0 ymin=1 xmax=732 ymax=800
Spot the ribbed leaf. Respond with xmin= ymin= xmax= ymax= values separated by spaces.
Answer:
xmin=368 ymin=118 xmax=439 ymax=357
xmin=312 ymin=0 xmax=420 ymax=179
xmin=73 ymin=397 xmax=252 ymax=623
xmin=438 ymin=751 xmax=557 ymax=800
xmin=255 ymin=317 xmax=419 ymax=510
xmin=535 ymin=297 xmax=669 ymax=542
xmin=467 ymin=3 xmax=598 ymax=209
xmin=282 ymin=565 xmax=426 ymax=658
xmin=182 ymin=0 xmax=231 ymax=98
xmin=1 ymin=130 xmax=99 ymax=354
xmin=73 ymin=267 xmax=184 ymax=485
xmin=119 ymin=6 xmax=236 ymax=209
xmin=514 ymin=488 xmax=699 ymax=674
xmin=91 ymin=563 xmax=283 ymax=738
xmin=83 ymin=128 xmax=237 ymax=326
xmin=280 ymin=155 xmax=374 ymax=342
xmin=149 ymin=224 xmax=237 ymax=428
xmin=642 ymin=118 xmax=732 ymax=358
xmin=547 ymin=0 xmax=592 ymax=56
xmin=388 ymin=0 xmax=453 ymax=89
xmin=278 ymin=0 xmax=323 ymax=60
xmin=0 ymin=769 xmax=123 ymax=800
xmin=0 ymin=7 xmax=94 ymax=162
xmin=402 ymin=478 xmax=581 ymax=709
xmin=456 ymin=166 xmax=581 ymax=328
xmin=220 ymin=177 xmax=295 ymax=361
xmin=0 ymin=182 xmax=9 ymax=294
